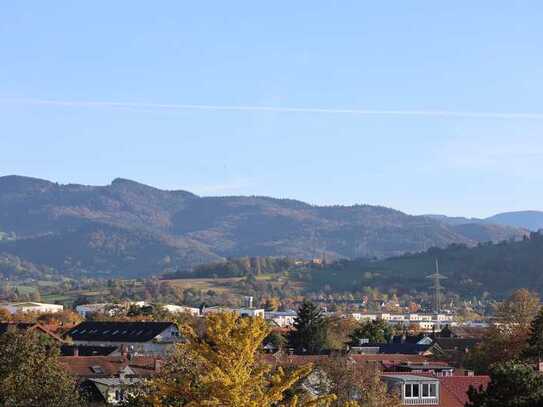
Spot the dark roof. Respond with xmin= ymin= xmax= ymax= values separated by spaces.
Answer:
xmin=433 ymin=337 xmax=481 ymax=351
xmin=391 ymin=334 xmax=430 ymax=344
xmin=61 ymin=345 xmax=118 ymax=356
xmin=65 ymin=321 xmax=175 ymax=343
xmin=379 ymin=343 xmax=432 ymax=355
xmin=395 ymin=362 xmax=454 ymax=371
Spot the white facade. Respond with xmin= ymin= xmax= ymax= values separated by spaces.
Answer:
xmin=351 ymin=313 xmax=378 ymax=322
xmin=0 ymin=302 xmax=63 ymax=315
xmin=162 ymin=304 xmax=200 ymax=316
xmin=237 ymin=308 xmax=265 ymax=318
xmin=265 ymin=311 xmax=297 ymax=327
xmin=76 ymin=303 xmax=111 ymax=318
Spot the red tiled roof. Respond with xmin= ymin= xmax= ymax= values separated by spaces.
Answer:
xmin=259 ymin=353 xmax=430 ymax=368
xmin=439 ymin=375 xmax=490 ymax=407
xmin=59 ymin=355 xmax=161 ymax=379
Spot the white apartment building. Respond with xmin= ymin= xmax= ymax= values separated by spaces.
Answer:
xmin=161 ymin=304 xmax=200 ymax=316
xmin=0 ymin=302 xmax=63 ymax=315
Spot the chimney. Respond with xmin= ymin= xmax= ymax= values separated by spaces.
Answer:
xmin=73 ymin=346 xmax=79 ymax=357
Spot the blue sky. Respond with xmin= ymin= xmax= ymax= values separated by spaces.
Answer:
xmin=1 ymin=2 xmax=543 ymax=217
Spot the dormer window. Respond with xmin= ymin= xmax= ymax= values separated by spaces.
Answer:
xmin=405 ymin=383 xmax=419 ymax=398
xmin=422 ymin=383 xmax=437 ymax=398
xmin=383 ymin=376 xmax=440 ymax=406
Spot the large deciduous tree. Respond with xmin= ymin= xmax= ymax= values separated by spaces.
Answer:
xmin=0 ymin=330 xmax=84 ymax=407
xmin=317 ymin=355 xmax=401 ymax=407
xmin=465 ymin=289 xmax=540 ymax=373
xmin=349 ymin=320 xmax=395 ymax=345
xmin=127 ymin=312 xmax=331 ymax=406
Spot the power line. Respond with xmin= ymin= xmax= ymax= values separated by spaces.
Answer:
xmin=426 ymin=258 xmax=447 ymax=314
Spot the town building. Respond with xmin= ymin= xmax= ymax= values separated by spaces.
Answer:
xmin=0 ymin=301 xmax=63 ymax=315
xmin=265 ymin=310 xmax=297 ymax=327
xmin=60 ymin=354 xmax=161 ymax=405
xmin=76 ymin=303 xmax=118 ymax=318
xmin=382 ymin=374 xmax=440 ymax=405
xmin=65 ymin=321 xmax=181 ymax=356
xmin=382 ymin=373 xmax=489 ymax=406
xmin=161 ymin=304 xmax=200 ymax=316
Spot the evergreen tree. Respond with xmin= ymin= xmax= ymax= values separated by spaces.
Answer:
xmin=466 ymin=361 xmax=543 ymax=407
xmin=524 ymin=307 xmax=543 ymax=360
xmin=289 ymin=300 xmax=327 ymax=354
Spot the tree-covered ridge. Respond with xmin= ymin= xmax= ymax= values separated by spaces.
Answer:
xmin=305 ymin=232 xmax=543 ymax=297
xmin=0 ymin=175 xmax=527 ymax=278
xmin=169 ymin=256 xmax=299 ymax=279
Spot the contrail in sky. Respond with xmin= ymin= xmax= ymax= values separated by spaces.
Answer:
xmin=1 ymin=97 xmax=543 ymax=120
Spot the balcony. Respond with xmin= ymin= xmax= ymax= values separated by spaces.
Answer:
xmin=404 ymin=397 xmax=439 ymax=405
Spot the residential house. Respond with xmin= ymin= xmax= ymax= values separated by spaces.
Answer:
xmin=382 ymin=373 xmax=489 ymax=407
xmin=60 ymin=354 xmax=161 ymax=406
xmin=65 ymin=321 xmax=181 ymax=356
xmin=383 ymin=374 xmax=440 ymax=405
xmin=391 ymin=361 xmax=455 ymax=376
xmin=430 ymin=337 xmax=482 ymax=367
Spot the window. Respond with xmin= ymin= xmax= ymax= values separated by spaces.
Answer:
xmin=91 ymin=365 xmax=104 ymax=374
xmin=422 ymin=383 xmax=438 ymax=398
xmin=405 ymin=384 xmax=420 ymax=398
xmin=422 ymin=383 xmax=429 ymax=397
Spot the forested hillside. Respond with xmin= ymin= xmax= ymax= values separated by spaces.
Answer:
xmin=305 ymin=232 xmax=543 ymax=297
xmin=0 ymin=175 xmax=527 ymax=278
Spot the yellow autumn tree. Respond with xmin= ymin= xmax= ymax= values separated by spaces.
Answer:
xmin=130 ymin=312 xmax=334 ymax=407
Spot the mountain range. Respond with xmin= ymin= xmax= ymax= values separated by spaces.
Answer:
xmin=0 ymin=175 xmax=534 ymax=278
xmin=426 ymin=211 xmax=543 ymax=231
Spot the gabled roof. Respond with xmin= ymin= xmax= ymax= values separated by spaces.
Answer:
xmin=439 ymin=375 xmax=490 ymax=407
xmin=260 ymin=353 xmax=430 ymax=368
xmin=65 ymin=321 xmax=175 ymax=343
xmin=0 ymin=322 xmax=64 ymax=342
xmin=60 ymin=355 xmax=159 ymax=378
xmin=379 ymin=343 xmax=432 ymax=355
xmin=381 ymin=373 xmax=490 ymax=407
xmin=433 ymin=337 xmax=481 ymax=351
